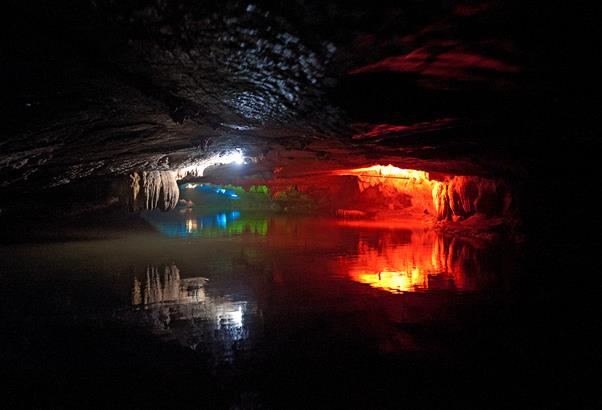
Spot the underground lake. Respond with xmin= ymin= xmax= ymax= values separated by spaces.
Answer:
xmin=1 ymin=0 xmax=598 ymax=407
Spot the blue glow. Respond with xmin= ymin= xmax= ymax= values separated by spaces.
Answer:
xmin=146 ymin=211 xmax=243 ymax=238
xmin=216 ymin=213 xmax=227 ymax=228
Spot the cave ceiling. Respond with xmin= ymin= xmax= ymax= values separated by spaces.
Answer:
xmin=1 ymin=0 xmax=569 ymax=192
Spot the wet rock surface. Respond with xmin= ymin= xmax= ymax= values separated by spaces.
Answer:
xmin=2 ymin=0 xmax=565 ymax=196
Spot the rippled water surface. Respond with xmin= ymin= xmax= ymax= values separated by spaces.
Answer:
xmin=2 ymin=210 xmax=525 ymax=408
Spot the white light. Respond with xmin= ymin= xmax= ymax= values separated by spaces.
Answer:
xmin=216 ymin=303 xmax=244 ymax=330
xmin=220 ymin=150 xmax=244 ymax=165
xmin=230 ymin=305 xmax=243 ymax=328
xmin=173 ymin=150 xmax=246 ymax=180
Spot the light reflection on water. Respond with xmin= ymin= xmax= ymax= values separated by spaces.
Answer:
xmin=112 ymin=212 xmax=503 ymax=358
xmin=0 ymin=211 xmax=511 ymax=366
xmin=126 ymin=263 xmax=252 ymax=360
xmin=144 ymin=210 xmax=269 ymax=237
xmin=339 ymin=230 xmax=485 ymax=293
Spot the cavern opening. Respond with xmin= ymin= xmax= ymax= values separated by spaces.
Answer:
xmin=1 ymin=0 xmax=595 ymax=408
xmin=122 ymin=158 xmax=517 ymax=238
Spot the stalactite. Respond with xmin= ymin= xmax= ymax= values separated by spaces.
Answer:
xmin=127 ymin=170 xmax=179 ymax=211
xmin=130 ymin=173 xmax=140 ymax=203
xmin=132 ymin=277 xmax=142 ymax=306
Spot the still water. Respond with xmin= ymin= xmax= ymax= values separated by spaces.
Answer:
xmin=1 ymin=210 xmax=523 ymax=408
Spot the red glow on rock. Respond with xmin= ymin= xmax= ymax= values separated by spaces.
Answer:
xmin=341 ymin=165 xmax=430 ymax=180
xmin=349 ymin=49 xmax=520 ymax=79
xmin=350 ymin=46 xmax=521 ymax=85
xmin=453 ymin=2 xmax=495 ymax=17
xmin=352 ymin=119 xmax=457 ymax=140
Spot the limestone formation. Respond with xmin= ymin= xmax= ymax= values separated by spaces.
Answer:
xmin=432 ymin=176 xmax=513 ymax=222
xmin=127 ymin=171 xmax=179 ymax=211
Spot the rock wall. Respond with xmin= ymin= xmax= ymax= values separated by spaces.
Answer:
xmin=431 ymin=176 xmax=513 ymax=221
xmin=356 ymin=171 xmax=435 ymax=214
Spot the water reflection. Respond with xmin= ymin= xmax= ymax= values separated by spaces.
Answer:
xmin=252 ymin=217 xmax=497 ymax=293
xmin=145 ymin=212 xmax=498 ymax=292
xmin=126 ymin=263 xmax=254 ymax=360
xmin=1 ymin=213 xmax=510 ymax=378
xmin=145 ymin=210 xmax=268 ymax=238
xmin=131 ymin=264 xmax=208 ymax=306
xmin=337 ymin=230 xmax=479 ymax=293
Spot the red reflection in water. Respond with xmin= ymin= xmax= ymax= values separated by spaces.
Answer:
xmin=263 ymin=217 xmax=504 ymax=353
xmin=333 ymin=228 xmax=488 ymax=293
xmin=264 ymin=217 xmax=496 ymax=294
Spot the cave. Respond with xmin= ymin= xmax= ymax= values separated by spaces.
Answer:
xmin=0 ymin=1 xmax=597 ymax=408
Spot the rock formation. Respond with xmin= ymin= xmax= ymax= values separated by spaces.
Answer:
xmin=432 ymin=176 xmax=513 ymax=221
xmin=127 ymin=171 xmax=179 ymax=211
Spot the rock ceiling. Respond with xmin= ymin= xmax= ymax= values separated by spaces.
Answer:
xmin=0 ymin=1 xmax=575 ymax=193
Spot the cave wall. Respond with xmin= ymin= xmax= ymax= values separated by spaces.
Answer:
xmin=432 ymin=176 xmax=513 ymax=221
xmin=235 ymin=171 xmax=514 ymax=224
xmin=355 ymin=171 xmax=435 ymax=215
xmin=269 ymin=172 xmax=517 ymax=233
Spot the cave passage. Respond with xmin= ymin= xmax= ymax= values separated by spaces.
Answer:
xmin=134 ymin=161 xmax=518 ymax=241
xmin=1 ymin=164 xmax=526 ymax=408
xmin=1 ymin=0 xmax=594 ymax=407
xmin=0 ymin=150 xmax=530 ymax=409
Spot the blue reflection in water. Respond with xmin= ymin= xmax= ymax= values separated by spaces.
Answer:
xmin=216 ymin=213 xmax=228 ymax=228
xmin=146 ymin=211 xmax=242 ymax=238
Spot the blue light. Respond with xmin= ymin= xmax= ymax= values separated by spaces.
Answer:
xmin=189 ymin=184 xmax=240 ymax=200
xmin=216 ymin=213 xmax=228 ymax=228
xmin=144 ymin=210 xmax=242 ymax=238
